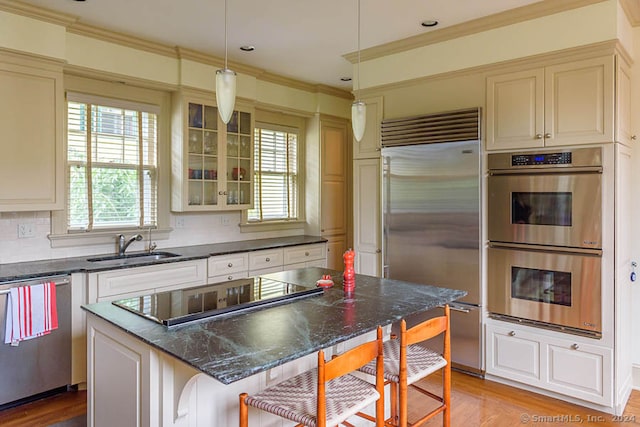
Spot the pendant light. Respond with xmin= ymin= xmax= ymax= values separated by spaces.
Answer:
xmin=216 ymin=0 xmax=236 ymax=124
xmin=351 ymin=0 xmax=366 ymax=142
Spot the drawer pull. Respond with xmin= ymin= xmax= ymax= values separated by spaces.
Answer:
xmin=266 ymin=257 xmax=270 ymax=262
xmin=228 ymin=263 xmax=233 ymax=267
xmin=228 ymin=275 xmax=233 ymax=280
xmin=571 ymin=344 xmax=579 ymax=350
xmin=508 ymin=331 xmax=516 ymax=337
xmin=305 ymin=252 xmax=309 ymax=256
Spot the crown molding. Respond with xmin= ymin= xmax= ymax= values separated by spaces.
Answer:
xmin=620 ymin=0 xmax=640 ymax=26
xmin=343 ymin=0 xmax=608 ymax=63
xmin=68 ymin=22 xmax=177 ymax=58
xmin=258 ymin=71 xmax=352 ymax=99
xmin=0 ymin=0 xmax=77 ymax=26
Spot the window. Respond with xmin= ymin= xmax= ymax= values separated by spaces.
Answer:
xmin=248 ymin=124 xmax=299 ymax=222
xmin=66 ymin=94 xmax=159 ymax=231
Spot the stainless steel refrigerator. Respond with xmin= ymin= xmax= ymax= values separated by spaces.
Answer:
xmin=382 ymin=139 xmax=482 ymax=375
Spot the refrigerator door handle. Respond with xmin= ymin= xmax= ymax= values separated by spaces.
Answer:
xmin=382 ymin=155 xmax=391 ymax=279
xmin=438 ymin=304 xmax=471 ymax=313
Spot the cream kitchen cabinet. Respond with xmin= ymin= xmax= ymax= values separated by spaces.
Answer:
xmin=171 ymin=90 xmax=253 ymax=211
xmin=0 ymin=52 xmax=64 ymax=211
xmin=283 ymin=243 xmax=327 ymax=268
xmin=353 ymin=96 xmax=384 ymax=159
xmin=73 ymin=260 xmax=207 ymax=385
xmin=486 ymin=56 xmax=615 ymax=150
xmin=353 ymin=158 xmax=382 ymax=276
xmin=306 ymin=115 xmax=350 ymax=270
xmin=248 ymin=248 xmax=284 ymax=276
xmin=486 ymin=322 xmax=613 ymax=407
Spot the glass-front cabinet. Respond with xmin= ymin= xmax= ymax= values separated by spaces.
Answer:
xmin=171 ymin=91 xmax=253 ymax=211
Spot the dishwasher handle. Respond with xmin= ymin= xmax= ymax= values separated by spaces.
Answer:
xmin=0 ymin=278 xmax=70 ymax=295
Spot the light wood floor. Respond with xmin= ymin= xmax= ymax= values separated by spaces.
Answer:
xmin=0 ymin=372 xmax=637 ymax=426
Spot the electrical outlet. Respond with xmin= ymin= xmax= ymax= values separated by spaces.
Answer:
xmin=175 ymin=217 xmax=185 ymax=228
xmin=17 ymin=223 xmax=35 ymax=238
xmin=221 ymin=215 xmax=231 ymax=226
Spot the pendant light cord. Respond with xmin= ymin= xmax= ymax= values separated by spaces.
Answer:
xmin=224 ymin=0 xmax=228 ymax=69
xmin=356 ymin=0 xmax=361 ymax=99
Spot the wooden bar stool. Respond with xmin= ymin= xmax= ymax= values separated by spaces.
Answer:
xmin=360 ymin=305 xmax=451 ymax=427
xmin=239 ymin=326 xmax=385 ymax=427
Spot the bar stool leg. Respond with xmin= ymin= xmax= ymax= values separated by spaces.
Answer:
xmin=389 ymin=381 xmax=398 ymax=426
xmin=239 ymin=393 xmax=248 ymax=427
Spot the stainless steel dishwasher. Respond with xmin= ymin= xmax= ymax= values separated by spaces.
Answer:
xmin=0 ymin=275 xmax=71 ymax=408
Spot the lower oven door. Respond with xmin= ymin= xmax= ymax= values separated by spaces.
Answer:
xmin=488 ymin=243 xmax=601 ymax=336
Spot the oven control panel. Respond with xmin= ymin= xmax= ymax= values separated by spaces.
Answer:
xmin=511 ymin=152 xmax=572 ymax=166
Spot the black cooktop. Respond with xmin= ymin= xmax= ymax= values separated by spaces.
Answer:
xmin=112 ymin=277 xmax=324 ymax=326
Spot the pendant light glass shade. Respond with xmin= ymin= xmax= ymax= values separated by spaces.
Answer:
xmin=352 ymin=100 xmax=366 ymax=142
xmin=216 ymin=68 xmax=236 ymax=124
xmin=352 ymin=0 xmax=366 ymax=142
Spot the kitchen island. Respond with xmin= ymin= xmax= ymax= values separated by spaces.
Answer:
xmin=83 ymin=267 xmax=466 ymax=427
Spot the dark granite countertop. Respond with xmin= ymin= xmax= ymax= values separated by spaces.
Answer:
xmin=0 ymin=235 xmax=326 ymax=282
xmin=82 ymin=267 xmax=467 ymax=385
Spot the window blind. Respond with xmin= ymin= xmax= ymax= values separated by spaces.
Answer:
xmin=248 ymin=125 xmax=298 ymax=222
xmin=67 ymin=97 xmax=158 ymax=231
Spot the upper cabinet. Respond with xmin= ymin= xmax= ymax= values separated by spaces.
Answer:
xmin=0 ymin=52 xmax=64 ymax=211
xmin=353 ymin=96 xmax=384 ymax=159
xmin=171 ymin=91 xmax=254 ymax=211
xmin=486 ymin=55 xmax=616 ymax=150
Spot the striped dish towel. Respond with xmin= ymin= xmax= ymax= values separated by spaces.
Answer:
xmin=4 ymin=282 xmax=58 ymax=346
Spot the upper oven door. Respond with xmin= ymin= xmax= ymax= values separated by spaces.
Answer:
xmin=488 ymin=171 xmax=601 ymax=249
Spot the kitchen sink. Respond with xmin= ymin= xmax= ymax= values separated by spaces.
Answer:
xmin=86 ymin=251 xmax=180 ymax=266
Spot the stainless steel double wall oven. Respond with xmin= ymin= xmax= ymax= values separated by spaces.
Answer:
xmin=487 ymin=147 xmax=603 ymax=337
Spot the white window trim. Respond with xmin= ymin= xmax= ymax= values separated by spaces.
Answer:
xmin=49 ymin=75 xmax=172 ymax=248
xmin=240 ymin=111 xmax=306 ymax=233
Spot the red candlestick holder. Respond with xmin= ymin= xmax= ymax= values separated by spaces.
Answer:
xmin=343 ymin=248 xmax=356 ymax=294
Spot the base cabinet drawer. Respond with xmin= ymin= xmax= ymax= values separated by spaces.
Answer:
xmin=209 ymin=271 xmax=250 ymax=284
xmin=487 ymin=324 xmax=541 ymax=384
xmin=486 ymin=322 xmax=612 ymax=406
xmin=248 ymin=249 xmax=284 ymax=271
xmin=546 ymin=338 xmax=612 ymax=406
xmin=283 ymin=243 xmax=326 ymax=265
xmin=208 ymin=253 xmax=249 ymax=277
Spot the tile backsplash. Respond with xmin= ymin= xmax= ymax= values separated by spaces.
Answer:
xmin=0 ymin=211 xmax=302 ymax=264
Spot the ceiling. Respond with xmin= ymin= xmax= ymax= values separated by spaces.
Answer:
xmin=18 ymin=0 xmax=543 ymax=90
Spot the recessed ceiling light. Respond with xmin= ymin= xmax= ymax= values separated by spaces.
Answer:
xmin=421 ymin=20 xmax=439 ymax=28
xmin=340 ymin=77 xmax=352 ymax=82
xmin=240 ymin=45 xmax=255 ymax=52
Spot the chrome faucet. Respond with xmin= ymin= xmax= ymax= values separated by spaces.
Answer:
xmin=117 ymin=233 xmax=143 ymax=256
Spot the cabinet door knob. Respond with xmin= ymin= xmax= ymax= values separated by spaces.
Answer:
xmin=535 ymin=134 xmax=543 ymax=139
xmin=544 ymin=133 xmax=552 ymax=139
xmin=508 ymin=331 xmax=516 ymax=337
xmin=305 ymin=252 xmax=310 ymax=256
xmin=219 ymin=191 xmax=224 ymax=195
xmin=632 ymin=135 xmax=637 ymax=141
xmin=376 ymin=249 xmax=382 ymax=253
xmin=265 ymin=257 xmax=270 ymax=262
xmin=228 ymin=262 xmax=233 ymax=267
xmin=571 ymin=343 xmax=579 ymax=350
xmin=227 ymin=275 xmax=233 ymax=280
